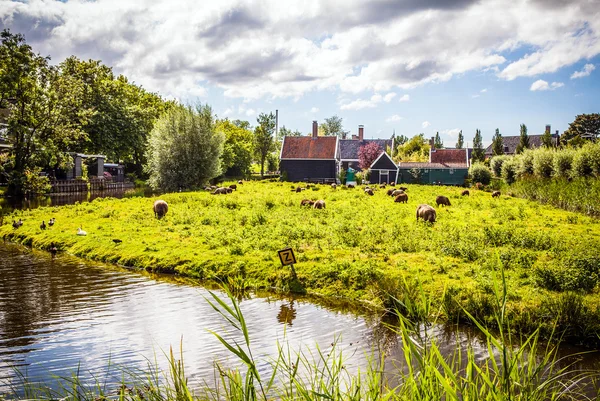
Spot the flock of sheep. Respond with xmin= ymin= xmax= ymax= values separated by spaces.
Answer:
xmin=152 ymin=181 xmax=503 ymax=224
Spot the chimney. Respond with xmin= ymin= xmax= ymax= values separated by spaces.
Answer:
xmin=546 ymin=124 xmax=551 ymax=134
xmin=352 ymin=135 xmax=358 ymax=140
xmin=312 ymin=120 xmax=318 ymax=139
xmin=430 ymin=137 xmax=435 ymax=148
xmin=358 ymin=125 xmax=364 ymax=141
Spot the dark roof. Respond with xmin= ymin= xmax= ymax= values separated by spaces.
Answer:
xmin=339 ymin=139 xmax=392 ymax=160
xmin=281 ymin=136 xmax=337 ymax=159
xmin=370 ymin=152 xmax=397 ymax=170
xmin=430 ymin=149 xmax=468 ymax=164
xmin=398 ymin=162 xmax=468 ymax=169
xmin=485 ymin=134 xmax=559 ymax=155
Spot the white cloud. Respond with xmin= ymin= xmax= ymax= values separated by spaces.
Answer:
xmin=472 ymin=94 xmax=480 ymax=98
xmin=480 ymin=88 xmax=487 ymax=93
xmin=245 ymin=108 xmax=256 ymax=116
xmin=441 ymin=128 xmax=461 ymax=137
xmin=571 ymin=63 xmax=596 ymax=79
xmin=310 ymin=107 xmax=319 ymax=113
xmin=339 ymin=93 xmax=388 ymax=110
xmin=530 ymin=80 xmax=564 ymax=91
xmin=398 ymin=94 xmax=410 ymax=102
xmin=2 ymin=0 xmax=599 ymax=99
xmin=386 ymin=114 xmax=403 ymax=122
xmin=422 ymin=121 xmax=431 ymax=128
xmin=383 ymin=92 xmax=396 ymax=102
xmin=222 ymin=108 xmax=233 ymax=116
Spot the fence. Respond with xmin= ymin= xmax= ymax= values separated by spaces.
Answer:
xmin=50 ymin=178 xmax=134 ymax=194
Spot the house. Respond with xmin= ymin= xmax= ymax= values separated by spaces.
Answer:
xmin=369 ymin=152 xmax=398 ymax=184
xmin=484 ymin=125 xmax=560 ymax=157
xmin=397 ymin=140 xmax=470 ymax=185
xmin=338 ymin=125 xmax=394 ymax=171
xmin=279 ymin=121 xmax=339 ymax=182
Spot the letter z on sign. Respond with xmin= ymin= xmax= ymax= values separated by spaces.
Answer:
xmin=278 ymin=248 xmax=297 ymax=266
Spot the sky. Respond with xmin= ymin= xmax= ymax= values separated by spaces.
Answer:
xmin=1 ymin=0 xmax=599 ymax=146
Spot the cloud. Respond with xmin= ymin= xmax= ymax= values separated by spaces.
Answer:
xmin=571 ymin=63 xmax=596 ymax=79
xmin=441 ymin=128 xmax=461 ymax=137
xmin=530 ymin=80 xmax=564 ymax=91
xmin=340 ymin=93 xmax=388 ymax=110
xmin=480 ymin=88 xmax=487 ymax=93
xmin=245 ymin=108 xmax=256 ymax=116
xmin=1 ymin=0 xmax=599 ymax=100
xmin=398 ymin=94 xmax=410 ymax=102
xmin=386 ymin=114 xmax=403 ymax=122
xmin=472 ymin=94 xmax=480 ymax=98
xmin=310 ymin=107 xmax=319 ymax=113
xmin=422 ymin=121 xmax=431 ymax=128
xmin=222 ymin=108 xmax=233 ymax=116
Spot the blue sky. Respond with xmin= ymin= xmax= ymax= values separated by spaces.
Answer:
xmin=2 ymin=0 xmax=599 ymax=145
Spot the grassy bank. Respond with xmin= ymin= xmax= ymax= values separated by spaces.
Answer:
xmin=2 ymin=181 xmax=600 ymax=346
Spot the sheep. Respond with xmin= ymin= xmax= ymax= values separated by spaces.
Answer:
xmin=399 ymin=186 xmax=408 ymax=191
xmin=204 ymin=186 xmax=212 ymax=191
xmin=416 ymin=204 xmax=436 ymax=223
xmin=238 ymin=180 xmax=243 ymax=185
xmin=226 ymin=187 xmax=233 ymax=194
xmin=313 ymin=200 xmax=326 ymax=209
xmin=389 ymin=182 xmax=395 ymax=186
xmin=331 ymin=183 xmax=337 ymax=189
xmin=379 ymin=184 xmax=386 ymax=189
xmin=461 ymin=190 xmax=470 ymax=196
xmin=365 ymin=188 xmax=374 ymax=196
xmin=492 ymin=191 xmax=501 ymax=198
xmin=394 ymin=193 xmax=408 ymax=203
xmin=347 ymin=184 xmax=355 ymax=188
xmin=212 ymin=187 xmax=229 ymax=195
xmin=436 ymin=195 xmax=451 ymax=207
xmin=387 ymin=188 xmax=395 ymax=196
xmin=153 ymin=200 xmax=169 ymax=219
xmin=392 ymin=189 xmax=404 ymax=197
xmin=300 ymin=199 xmax=315 ymax=207
xmin=295 ymin=187 xmax=303 ymax=193
xmin=229 ymin=184 xmax=237 ymax=191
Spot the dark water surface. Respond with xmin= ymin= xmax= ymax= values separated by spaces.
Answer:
xmin=0 ymin=242 xmax=599 ymax=397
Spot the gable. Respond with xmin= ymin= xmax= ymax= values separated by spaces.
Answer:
xmin=370 ymin=152 xmax=397 ymax=170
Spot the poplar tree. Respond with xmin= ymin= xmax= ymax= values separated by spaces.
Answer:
xmin=472 ymin=129 xmax=485 ymax=162
xmin=434 ymin=132 xmax=444 ymax=149
xmin=516 ymin=124 xmax=530 ymax=154
xmin=456 ymin=130 xmax=464 ymax=149
xmin=492 ymin=128 xmax=504 ymax=155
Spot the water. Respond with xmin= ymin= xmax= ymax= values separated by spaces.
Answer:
xmin=0 ymin=242 xmax=599 ymax=397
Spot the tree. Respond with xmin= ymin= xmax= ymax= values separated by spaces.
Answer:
xmin=0 ymin=30 xmax=88 ymax=195
xmin=492 ymin=128 xmax=504 ymax=156
xmin=515 ymin=124 xmax=530 ymax=154
xmin=434 ymin=132 xmax=444 ymax=149
xmin=254 ymin=112 xmax=276 ymax=178
xmin=145 ymin=104 xmax=224 ymax=191
xmin=358 ymin=142 xmax=383 ymax=170
xmin=217 ymin=119 xmax=253 ymax=177
xmin=395 ymin=134 xmax=430 ymax=162
xmin=279 ymin=126 xmax=303 ymax=137
xmin=232 ymin=119 xmax=251 ymax=130
xmin=472 ymin=129 xmax=485 ymax=163
xmin=562 ymin=113 xmax=600 ymax=146
xmin=541 ymin=125 xmax=554 ymax=148
xmin=456 ymin=130 xmax=464 ymax=149
xmin=319 ymin=115 xmax=344 ymax=137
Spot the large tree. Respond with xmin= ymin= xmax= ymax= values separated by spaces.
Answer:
xmin=0 ymin=30 xmax=88 ymax=195
xmin=515 ymin=124 xmax=530 ymax=154
xmin=358 ymin=142 xmax=383 ymax=170
xmin=145 ymin=104 xmax=224 ymax=191
xmin=254 ymin=112 xmax=276 ymax=178
xmin=434 ymin=132 xmax=444 ymax=149
xmin=319 ymin=115 xmax=344 ymax=137
xmin=492 ymin=128 xmax=504 ymax=156
xmin=456 ymin=130 xmax=464 ymax=149
xmin=562 ymin=113 xmax=600 ymax=146
xmin=472 ymin=129 xmax=485 ymax=163
xmin=218 ymin=119 xmax=253 ymax=178
xmin=279 ymin=126 xmax=303 ymax=137
xmin=541 ymin=125 xmax=554 ymax=148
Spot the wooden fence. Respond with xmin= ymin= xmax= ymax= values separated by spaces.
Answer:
xmin=50 ymin=178 xmax=134 ymax=194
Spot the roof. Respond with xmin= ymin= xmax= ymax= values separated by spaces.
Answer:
xmin=485 ymin=134 xmax=559 ymax=155
xmin=339 ymin=139 xmax=392 ymax=160
xmin=430 ymin=149 xmax=468 ymax=164
xmin=370 ymin=152 xmax=397 ymax=170
xmin=280 ymin=136 xmax=338 ymax=159
xmin=398 ymin=162 xmax=469 ymax=169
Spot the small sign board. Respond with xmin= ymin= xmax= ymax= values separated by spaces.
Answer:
xmin=278 ymin=248 xmax=297 ymax=266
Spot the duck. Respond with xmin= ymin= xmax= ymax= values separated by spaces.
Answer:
xmin=49 ymin=242 xmax=58 ymax=257
xmin=48 ymin=218 xmax=55 ymax=227
xmin=40 ymin=221 xmax=46 ymax=230
xmin=77 ymin=227 xmax=87 ymax=236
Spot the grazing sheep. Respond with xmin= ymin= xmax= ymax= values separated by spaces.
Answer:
xmin=153 ymin=200 xmax=169 ymax=218
xmin=295 ymin=187 xmax=303 ymax=193
xmin=416 ymin=204 xmax=436 ymax=223
xmin=461 ymin=190 xmax=470 ymax=196
xmin=390 ymin=182 xmax=395 ymax=186
xmin=226 ymin=187 xmax=233 ymax=193
xmin=300 ymin=199 xmax=315 ymax=207
xmin=387 ymin=188 xmax=395 ymax=196
xmin=436 ymin=195 xmax=451 ymax=207
xmin=212 ymin=187 xmax=229 ymax=195
xmin=379 ymin=184 xmax=386 ymax=189
xmin=331 ymin=183 xmax=337 ymax=189
xmin=492 ymin=191 xmax=501 ymax=198
xmin=399 ymin=186 xmax=408 ymax=191
xmin=347 ymin=184 xmax=355 ymax=188
xmin=313 ymin=200 xmax=326 ymax=209
xmin=365 ymin=188 xmax=374 ymax=196
xmin=229 ymin=184 xmax=237 ymax=191
xmin=394 ymin=193 xmax=408 ymax=203
xmin=210 ymin=185 xmax=217 ymax=190
xmin=392 ymin=189 xmax=404 ymax=197
xmin=238 ymin=180 xmax=243 ymax=185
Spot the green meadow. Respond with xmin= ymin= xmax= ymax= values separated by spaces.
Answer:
xmin=2 ymin=181 xmax=600 ymax=345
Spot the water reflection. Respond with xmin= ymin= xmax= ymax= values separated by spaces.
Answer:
xmin=277 ymin=300 xmax=297 ymax=326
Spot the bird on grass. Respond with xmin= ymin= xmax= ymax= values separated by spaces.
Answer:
xmin=49 ymin=242 xmax=58 ymax=258
xmin=40 ymin=221 xmax=46 ymax=230
xmin=77 ymin=227 xmax=87 ymax=236
xmin=48 ymin=218 xmax=55 ymax=227
xmin=112 ymin=239 xmax=122 ymax=245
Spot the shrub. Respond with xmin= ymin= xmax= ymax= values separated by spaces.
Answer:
xmin=572 ymin=144 xmax=594 ymax=178
xmin=516 ymin=149 xmax=534 ymax=177
xmin=553 ymin=148 xmax=575 ymax=178
xmin=469 ymin=163 xmax=491 ymax=185
xmin=532 ymin=148 xmax=554 ymax=178
xmin=535 ymin=248 xmax=600 ymax=292
xmin=500 ymin=157 xmax=518 ymax=184
xmin=490 ymin=155 xmax=509 ymax=177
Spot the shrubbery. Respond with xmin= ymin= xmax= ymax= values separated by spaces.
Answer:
xmin=490 ymin=155 xmax=509 ymax=177
xmin=469 ymin=163 xmax=492 ymax=185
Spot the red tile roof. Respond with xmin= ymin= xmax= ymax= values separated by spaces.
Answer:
xmin=430 ymin=149 xmax=467 ymax=164
xmin=398 ymin=162 xmax=468 ymax=169
xmin=281 ymin=136 xmax=337 ymax=159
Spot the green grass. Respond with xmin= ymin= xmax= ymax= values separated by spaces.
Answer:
xmin=2 ymin=181 xmax=600 ymax=346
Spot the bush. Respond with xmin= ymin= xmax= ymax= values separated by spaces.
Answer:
xmin=469 ymin=163 xmax=491 ymax=185
xmin=572 ymin=142 xmax=600 ymax=178
xmin=490 ymin=155 xmax=509 ymax=177
xmin=500 ymin=157 xmax=518 ymax=184
xmin=516 ymin=150 xmax=534 ymax=177
xmin=532 ymin=148 xmax=554 ymax=178
xmin=553 ymin=148 xmax=575 ymax=178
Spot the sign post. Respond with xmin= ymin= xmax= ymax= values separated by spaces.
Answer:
xmin=278 ymin=248 xmax=297 ymax=279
